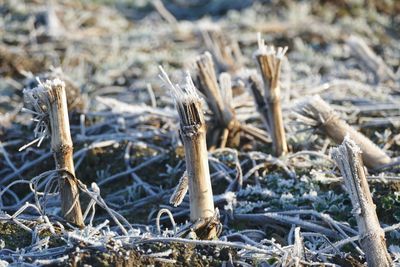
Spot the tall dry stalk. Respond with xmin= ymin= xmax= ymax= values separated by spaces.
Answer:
xmin=254 ymin=33 xmax=288 ymax=156
xmin=331 ymin=137 xmax=392 ymax=267
xmin=23 ymin=79 xmax=84 ymax=227
xmin=295 ymin=95 xmax=391 ymax=169
xmin=159 ymin=67 xmax=219 ymax=239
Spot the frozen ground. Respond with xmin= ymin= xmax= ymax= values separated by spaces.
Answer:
xmin=0 ymin=0 xmax=400 ymax=266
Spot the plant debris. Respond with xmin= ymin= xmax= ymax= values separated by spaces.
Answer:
xmin=1 ymin=0 xmax=400 ymax=266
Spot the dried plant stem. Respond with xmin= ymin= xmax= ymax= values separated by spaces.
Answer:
xmin=152 ymin=0 xmax=177 ymax=25
xmin=27 ymin=79 xmax=84 ymax=227
xmin=254 ymin=34 xmax=288 ymax=156
xmin=347 ymin=35 xmax=395 ymax=82
xmin=196 ymin=52 xmax=234 ymax=127
xmin=201 ymin=29 xmax=243 ymax=72
xmin=195 ymin=52 xmax=240 ymax=148
xmin=48 ymin=81 xmax=84 ymax=227
xmin=159 ymin=68 xmax=218 ymax=239
xmin=170 ymin=171 xmax=189 ymax=207
xmin=182 ymin=113 xmax=215 ymax=221
xmin=248 ymin=74 xmax=270 ymax=134
xmin=297 ymin=95 xmax=391 ymax=169
xmin=194 ymin=52 xmax=269 ymax=149
xmin=331 ymin=137 xmax=392 ymax=267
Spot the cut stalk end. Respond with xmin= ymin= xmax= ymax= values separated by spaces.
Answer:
xmin=254 ymin=33 xmax=288 ymax=156
xmin=160 ymin=68 xmax=219 ymax=239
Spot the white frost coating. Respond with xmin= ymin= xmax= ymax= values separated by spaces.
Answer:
xmin=159 ymin=66 xmax=203 ymax=127
xmin=292 ymin=227 xmax=304 ymax=265
xmin=159 ymin=66 xmax=200 ymax=106
xmin=237 ymin=185 xmax=276 ymax=198
xmin=331 ymin=136 xmax=365 ymax=216
xmin=156 ymin=208 xmax=177 ymax=235
xmin=19 ymin=78 xmax=67 ymax=151
xmin=302 ymin=190 xmax=318 ymax=200
xmin=280 ymin=192 xmax=294 ymax=202
xmin=95 ymin=96 xmax=176 ymax=118
xmin=255 ymin=32 xmax=288 ymax=59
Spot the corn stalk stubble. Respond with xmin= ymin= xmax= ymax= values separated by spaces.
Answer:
xmin=299 ymin=96 xmax=391 ymax=169
xmin=254 ymin=36 xmax=288 ymax=157
xmin=35 ymin=80 xmax=84 ymax=227
xmin=331 ymin=137 xmax=392 ymax=267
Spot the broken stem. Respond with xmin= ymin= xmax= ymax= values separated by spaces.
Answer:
xmin=254 ymin=34 xmax=288 ymax=156
xmin=296 ymin=95 xmax=391 ymax=169
xmin=160 ymin=67 xmax=219 ymax=239
xmin=24 ymin=79 xmax=84 ymax=227
xmin=248 ymin=74 xmax=271 ymax=134
xmin=331 ymin=137 xmax=392 ymax=267
xmin=195 ymin=52 xmax=234 ymax=128
xmin=195 ymin=52 xmax=241 ymax=149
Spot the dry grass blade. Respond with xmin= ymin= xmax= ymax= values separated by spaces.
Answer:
xmin=331 ymin=136 xmax=392 ymax=267
xmin=170 ymin=170 xmax=189 ymax=207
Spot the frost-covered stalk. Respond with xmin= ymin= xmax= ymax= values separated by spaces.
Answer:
xmin=347 ymin=35 xmax=395 ymax=82
xmin=195 ymin=52 xmax=234 ymax=128
xmin=201 ymin=29 xmax=243 ymax=71
xmin=254 ymin=33 xmax=288 ymax=156
xmin=331 ymin=137 xmax=392 ymax=267
xmin=195 ymin=52 xmax=240 ymax=148
xmin=296 ymin=95 xmax=391 ymax=169
xmin=159 ymin=68 xmax=218 ymax=239
xmin=24 ymin=79 xmax=84 ymax=227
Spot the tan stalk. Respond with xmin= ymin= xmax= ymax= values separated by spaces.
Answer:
xmin=195 ymin=52 xmax=234 ymax=127
xmin=201 ymin=29 xmax=243 ymax=71
xmin=24 ymin=79 xmax=84 ymax=227
xmin=195 ymin=52 xmax=240 ymax=148
xmin=194 ymin=52 xmax=269 ymax=149
xmin=295 ymin=95 xmax=391 ymax=169
xmin=159 ymin=67 xmax=219 ymax=239
xmin=254 ymin=33 xmax=288 ymax=156
xmin=331 ymin=136 xmax=392 ymax=267
xmin=248 ymin=74 xmax=271 ymax=134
